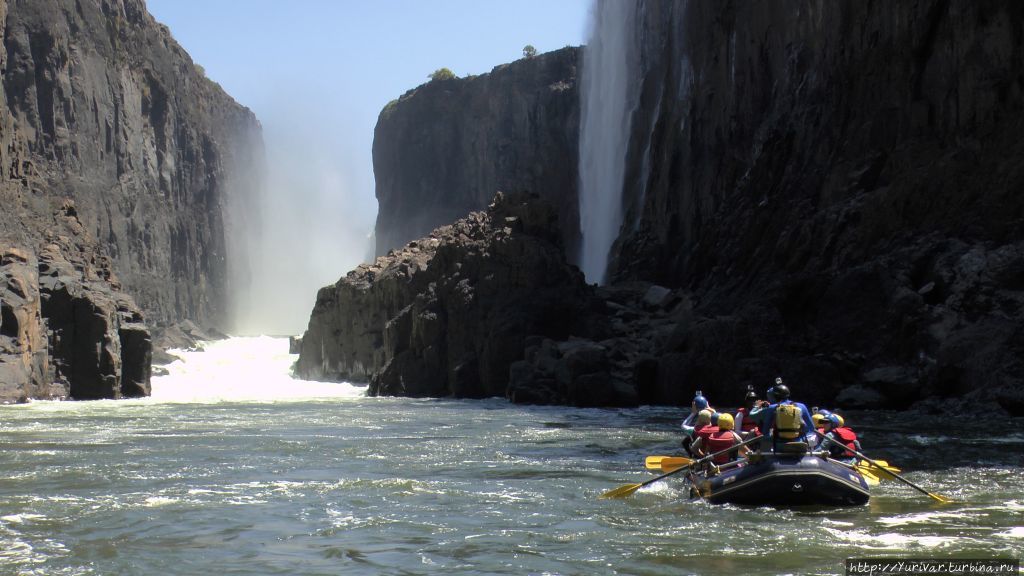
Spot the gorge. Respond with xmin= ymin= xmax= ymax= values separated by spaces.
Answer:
xmin=1 ymin=0 xmax=1021 ymax=417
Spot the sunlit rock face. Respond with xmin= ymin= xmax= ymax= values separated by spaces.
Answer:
xmin=372 ymin=47 xmax=582 ymax=262
xmin=297 ymin=193 xmax=611 ymax=402
xmin=610 ymin=1 xmax=1024 ymax=412
xmin=0 ymin=0 xmax=262 ymax=331
xmin=0 ymin=0 xmax=262 ymax=401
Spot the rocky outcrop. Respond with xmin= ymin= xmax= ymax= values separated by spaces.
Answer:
xmin=507 ymin=282 xmax=688 ymax=407
xmin=0 ymin=0 xmax=262 ymax=401
xmin=0 ymin=247 xmax=50 ymax=402
xmin=373 ymin=48 xmax=581 ymax=260
xmin=1 ymin=202 xmax=150 ymax=402
xmin=605 ymin=0 xmax=1024 ymax=413
xmin=297 ymin=192 xmax=614 ymax=402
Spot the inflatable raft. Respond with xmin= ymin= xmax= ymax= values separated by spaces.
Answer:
xmin=695 ymin=452 xmax=871 ymax=506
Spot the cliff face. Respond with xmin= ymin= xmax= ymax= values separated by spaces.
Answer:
xmin=297 ymin=192 xmax=610 ymax=402
xmin=1 ymin=0 xmax=262 ymax=330
xmin=373 ymin=47 xmax=581 ymax=260
xmin=0 ymin=0 xmax=262 ymax=402
xmin=612 ymin=0 xmax=1024 ymax=412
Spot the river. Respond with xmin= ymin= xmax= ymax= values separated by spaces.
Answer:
xmin=1 ymin=337 xmax=1021 ymax=575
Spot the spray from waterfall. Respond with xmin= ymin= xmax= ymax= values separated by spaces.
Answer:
xmin=578 ymin=0 xmax=640 ymax=285
xmin=227 ymin=121 xmax=375 ymax=336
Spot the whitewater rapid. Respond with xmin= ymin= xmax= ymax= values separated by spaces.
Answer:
xmin=150 ymin=336 xmax=365 ymax=403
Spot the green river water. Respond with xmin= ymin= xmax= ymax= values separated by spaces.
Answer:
xmin=0 ymin=337 xmax=1021 ymax=575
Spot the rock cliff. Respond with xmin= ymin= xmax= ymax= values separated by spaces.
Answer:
xmin=373 ymin=47 xmax=580 ymax=260
xmin=348 ymin=0 xmax=1024 ymax=414
xmin=612 ymin=0 xmax=1024 ymax=413
xmin=0 ymin=0 xmax=262 ymax=402
xmin=296 ymin=192 xmax=620 ymax=403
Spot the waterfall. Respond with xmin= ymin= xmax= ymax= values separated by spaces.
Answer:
xmin=578 ymin=0 xmax=640 ymax=285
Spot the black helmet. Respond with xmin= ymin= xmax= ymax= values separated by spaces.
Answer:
xmin=744 ymin=385 xmax=757 ymax=401
xmin=771 ymin=377 xmax=791 ymax=400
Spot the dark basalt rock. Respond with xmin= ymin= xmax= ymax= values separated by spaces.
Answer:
xmin=373 ymin=47 xmax=581 ymax=261
xmin=0 ymin=0 xmax=261 ymax=401
xmin=606 ymin=0 xmax=1024 ymax=414
xmin=0 ymin=0 xmax=261 ymax=333
xmin=297 ymin=192 xmax=611 ymax=402
xmin=1 ymin=203 xmax=150 ymax=402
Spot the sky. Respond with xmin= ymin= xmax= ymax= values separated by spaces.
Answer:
xmin=145 ymin=0 xmax=592 ymax=335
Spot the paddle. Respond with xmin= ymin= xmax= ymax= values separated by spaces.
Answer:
xmin=828 ymin=458 xmax=880 ymax=486
xmin=855 ymin=460 xmax=900 ymax=478
xmin=816 ymin=431 xmax=953 ymax=503
xmin=601 ymin=435 xmax=762 ymax=499
xmin=645 ymin=455 xmax=692 ymax=471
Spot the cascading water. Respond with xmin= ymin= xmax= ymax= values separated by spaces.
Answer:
xmin=578 ymin=0 xmax=641 ymax=285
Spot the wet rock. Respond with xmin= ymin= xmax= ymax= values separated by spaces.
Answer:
xmin=642 ymin=285 xmax=673 ymax=309
xmin=835 ymin=385 xmax=887 ymax=410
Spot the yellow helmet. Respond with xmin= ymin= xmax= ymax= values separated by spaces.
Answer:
xmin=834 ymin=414 xmax=845 ymax=427
xmin=717 ymin=413 xmax=735 ymax=431
xmin=812 ymin=413 xmax=827 ymax=427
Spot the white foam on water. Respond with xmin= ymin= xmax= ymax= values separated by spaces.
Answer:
xmin=151 ymin=336 xmax=366 ymax=403
xmin=908 ymin=434 xmax=952 ymax=445
xmin=876 ymin=509 xmax=981 ymax=527
xmin=142 ymin=496 xmax=177 ymax=507
xmin=824 ymin=527 xmax=959 ymax=549
xmin=997 ymin=526 xmax=1024 ymax=539
xmin=0 ymin=514 xmax=46 ymax=525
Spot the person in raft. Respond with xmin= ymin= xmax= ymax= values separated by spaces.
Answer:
xmin=733 ymin=386 xmax=761 ymax=439
xmin=811 ymin=408 xmax=832 ymax=435
xmin=819 ymin=413 xmax=862 ymax=464
xmin=751 ymin=378 xmax=816 ymax=452
xmin=680 ymin=391 xmax=715 ymax=455
xmin=682 ymin=409 xmax=717 ymax=457
xmin=691 ymin=413 xmax=750 ymax=470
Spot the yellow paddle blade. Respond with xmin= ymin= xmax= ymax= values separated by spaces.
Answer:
xmin=645 ymin=456 xmax=692 ymax=470
xmin=871 ymin=460 xmax=901 ymax=472
xmin=600 ymin=483 xmax=643 ymax=499
xmin=857 ymin=461 xmax=901 ymax=479
xmin=928 ymin=491 xmax=955 ymax=504
xmin=644 ymin=456 xmax=666 ymax=469
xmin=858 ymin=470 xmax=880 ymax=486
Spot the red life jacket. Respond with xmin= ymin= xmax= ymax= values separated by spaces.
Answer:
xmin=833 ymin=427 xmax=858 ymax=456
xmin=705 ymin=430 xmax=741 ymax=464
xmin=736 ymin=407 xmax=760 ymax=435
xmin=695 ymin=424 xmax=718 ymax=442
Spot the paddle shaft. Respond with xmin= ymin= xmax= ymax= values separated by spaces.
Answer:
xmin=815 ymin=431 xmax=947 ymax=501
xmin=627 ymin=434 xmax=763 ymax=492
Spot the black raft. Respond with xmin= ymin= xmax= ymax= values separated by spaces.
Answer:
xmin=695 ymin=451 xmax=871 ymax=506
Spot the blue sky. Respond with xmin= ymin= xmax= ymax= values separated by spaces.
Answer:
xmin=145 ymin=0 xmax=591 ymax=334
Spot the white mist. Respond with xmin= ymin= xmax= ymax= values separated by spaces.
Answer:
xmin=229 ymin=120 xmax=375 ymax=337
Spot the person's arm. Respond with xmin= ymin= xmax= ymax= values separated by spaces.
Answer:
xmin=734 ymin=411 xmax=744 ymax=431
xmin=681 ymin=412 xmax=696 ymax=435
xmin=691 ymin=437 xmax=706 ymax=457
xmin=799 ymin=403 xmax=815 ymax=434
xmin=733 ymin=432 xmax=751 ymax=457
